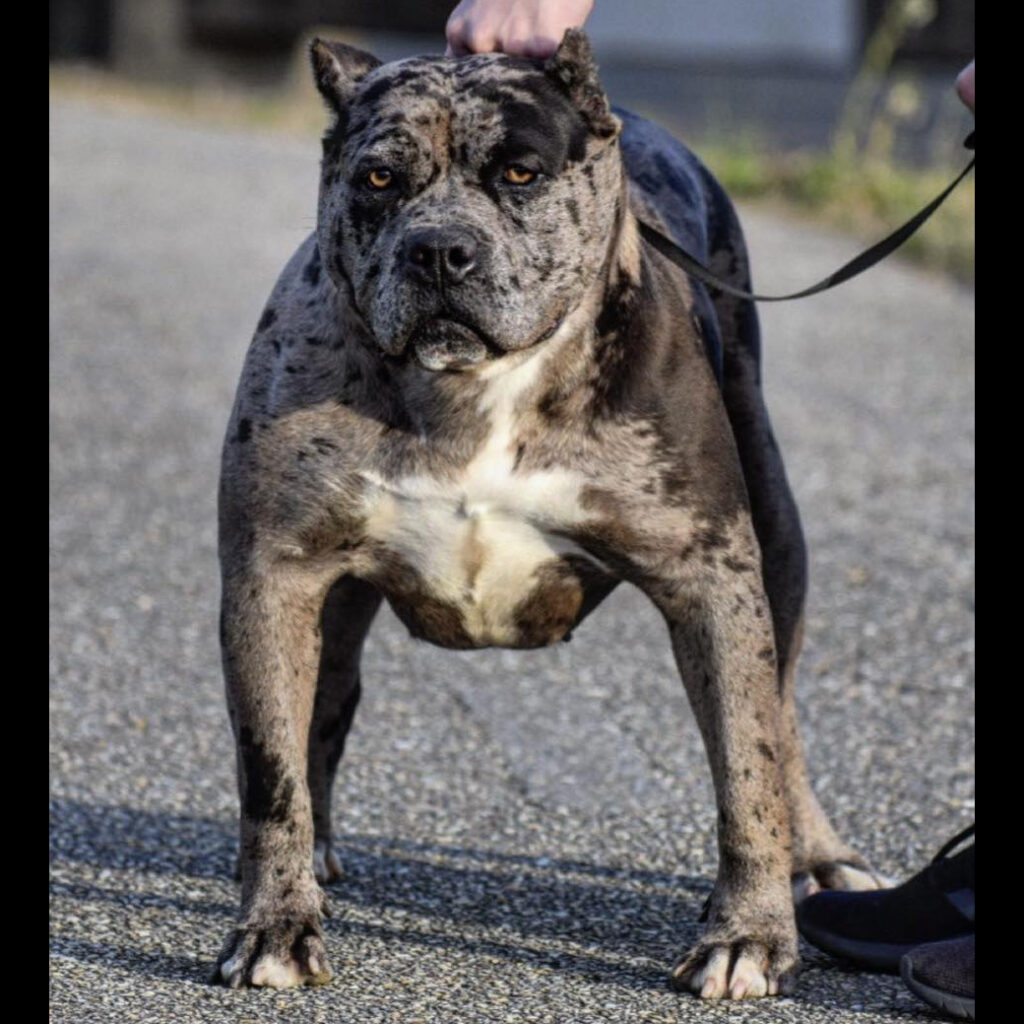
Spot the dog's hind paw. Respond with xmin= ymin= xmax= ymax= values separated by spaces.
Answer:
xmin=313 ymin=839 xmax=344 ymax=885
xmin=792 ymin=860 xmax=892 ymax=903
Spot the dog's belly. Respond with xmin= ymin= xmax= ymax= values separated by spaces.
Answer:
xmin=357 ymin=468 xmax=612 ymax=649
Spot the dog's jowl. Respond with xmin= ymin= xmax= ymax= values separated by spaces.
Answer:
xmin=216 ymin=30 xmax=883 ymax=998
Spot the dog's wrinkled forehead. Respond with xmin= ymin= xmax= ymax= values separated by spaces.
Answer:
xmin=339 ymin=55 xmax=589 ymax=176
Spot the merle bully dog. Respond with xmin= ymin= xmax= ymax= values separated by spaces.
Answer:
xmin=215 ymin=29 xmax=882 ymax=999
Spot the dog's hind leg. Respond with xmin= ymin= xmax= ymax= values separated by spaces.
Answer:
xmin=307 ymin=576 xmax=382 ymax=885
xmin=701 ymin=186 xmax=885 ymax=898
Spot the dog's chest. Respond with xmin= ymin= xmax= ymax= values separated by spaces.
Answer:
xmin=359 ymin=437 xmax=601 ymax=648
xmin=355 ymin=368 xmax=605 ymax=649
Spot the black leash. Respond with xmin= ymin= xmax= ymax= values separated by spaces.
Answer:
xmin=636 ymin=132 xmax=974 ymax=303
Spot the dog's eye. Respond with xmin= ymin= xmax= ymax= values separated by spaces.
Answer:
xmin=503 ymin=164 xmax=537 ymax=186
xmin=366 ymin=168 xmax=393 ymax=190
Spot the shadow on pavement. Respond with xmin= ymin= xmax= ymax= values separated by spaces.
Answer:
xmin=50 ymin=936 xmax=213 ymax=986
xmin=51 ymin=800 xmax=911 ymax=1010
xmin=50 ymin=798 xmax=709 ymax=991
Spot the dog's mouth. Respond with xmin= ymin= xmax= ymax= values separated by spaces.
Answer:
xmin=399 ymin=303 xmax=571 ymax=372
xmin=408 ymin=316 xmax=493 ymax=372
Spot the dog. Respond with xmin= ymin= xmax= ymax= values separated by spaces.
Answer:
xmin=215 ymin=29 xmax=882 ymax=998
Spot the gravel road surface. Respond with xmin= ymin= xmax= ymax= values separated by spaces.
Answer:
xmin=50 ymin=101 xmax=974 ymax=1024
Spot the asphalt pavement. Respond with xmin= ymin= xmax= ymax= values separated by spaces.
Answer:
xmin=50 ymin=100 xmax=974 ymax=1024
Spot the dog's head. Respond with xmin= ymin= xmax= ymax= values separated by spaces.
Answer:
xmin=311 ymin=30 xmax=622 ymax=371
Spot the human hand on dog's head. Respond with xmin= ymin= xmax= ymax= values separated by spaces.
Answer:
xmin=956 ymin=59 xmax=974 ymax=114
xmin=445 ymin=0 xmax=594 ymax=58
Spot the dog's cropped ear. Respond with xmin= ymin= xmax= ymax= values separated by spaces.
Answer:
xmin=543 ymin=29 xmax=617 ymax=139
xmin=310 ymin=37 xmax=382 ymax=114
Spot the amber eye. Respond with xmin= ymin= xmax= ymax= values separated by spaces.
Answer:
xmin=366 ymin=168 xmax=392 ymax=189
xmin=503 ymin=164 xmax=536 ymax=185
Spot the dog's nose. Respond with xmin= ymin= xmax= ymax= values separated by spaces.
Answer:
xmin=404 ymin=227 xmax=479 ymax=286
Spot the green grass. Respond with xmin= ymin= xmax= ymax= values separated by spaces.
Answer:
xmin=698 ymin=139 xmax=974 ymax=283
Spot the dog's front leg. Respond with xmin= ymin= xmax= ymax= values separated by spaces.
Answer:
xmin=215 ymin=559 xmax=334 ymax=989
xmin=649 ymin=532 xmax=798 ymax=999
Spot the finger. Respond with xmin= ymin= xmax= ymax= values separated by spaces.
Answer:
xmin=515 ymin=34 xmax=560 ymax=59
xmin=464 ymin=28 xmax=499 ymax=55
xmin=444 ymin=9 xmax=468 ymax=56
xmin=956 ymin=59 xmax=975 ymax=113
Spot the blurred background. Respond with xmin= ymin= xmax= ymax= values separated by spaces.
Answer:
xmin=50 ymin=0 xmax=974 ymax=279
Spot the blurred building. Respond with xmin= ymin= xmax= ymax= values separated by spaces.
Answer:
xmin=50 ymin=0 xmax=974 ymax=67
xmin=50 ymin=0 xmax=974 ymax=158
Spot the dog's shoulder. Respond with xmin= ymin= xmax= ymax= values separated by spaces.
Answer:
xmin=220 ymin=233 xmax=390 ymax=490
xmin=229 ymin=234 xmax=364 ymax=417
xmin=252 ymin=233 xmax=336 ymax=355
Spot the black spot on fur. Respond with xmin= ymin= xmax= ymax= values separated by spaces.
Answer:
xmin=303 ymin=249 xmax=322 ymax=287
xmin=257 ymin=308 xmax=277 ymax=331
xmin=588 ymin=267 xmax=662 ymax=420
xmin=357 ymin=67 xmax=421 ymax=108
xmin=696 ymin=527 xmax=728 ymax=550
xmin=239 ymin=726 xmax=295 ymax=823
xmin=536 ymin=388 xmax=567 ymax=424
xmin=723 ymin=556 xmax=753 ymax=573
xmin=474 ymin=77 xmax=589 ymax=185
xmin=236 ymin=418 xmax=252 ymax=443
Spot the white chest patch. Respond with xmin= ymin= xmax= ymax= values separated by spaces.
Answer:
xmin=359 ymin=344 xmax=599 ymax=646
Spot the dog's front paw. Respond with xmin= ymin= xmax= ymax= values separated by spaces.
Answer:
xmin=214 ymin=918 xmax=333 ymax=989
xmin=670 ymin=929 xmax=798 ymax=1000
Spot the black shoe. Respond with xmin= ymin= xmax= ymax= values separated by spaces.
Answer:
xmin=901 ymin=935 xmax=975 ymax=1021
xmin=795 ymin=824 xmax=974 ymax=972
